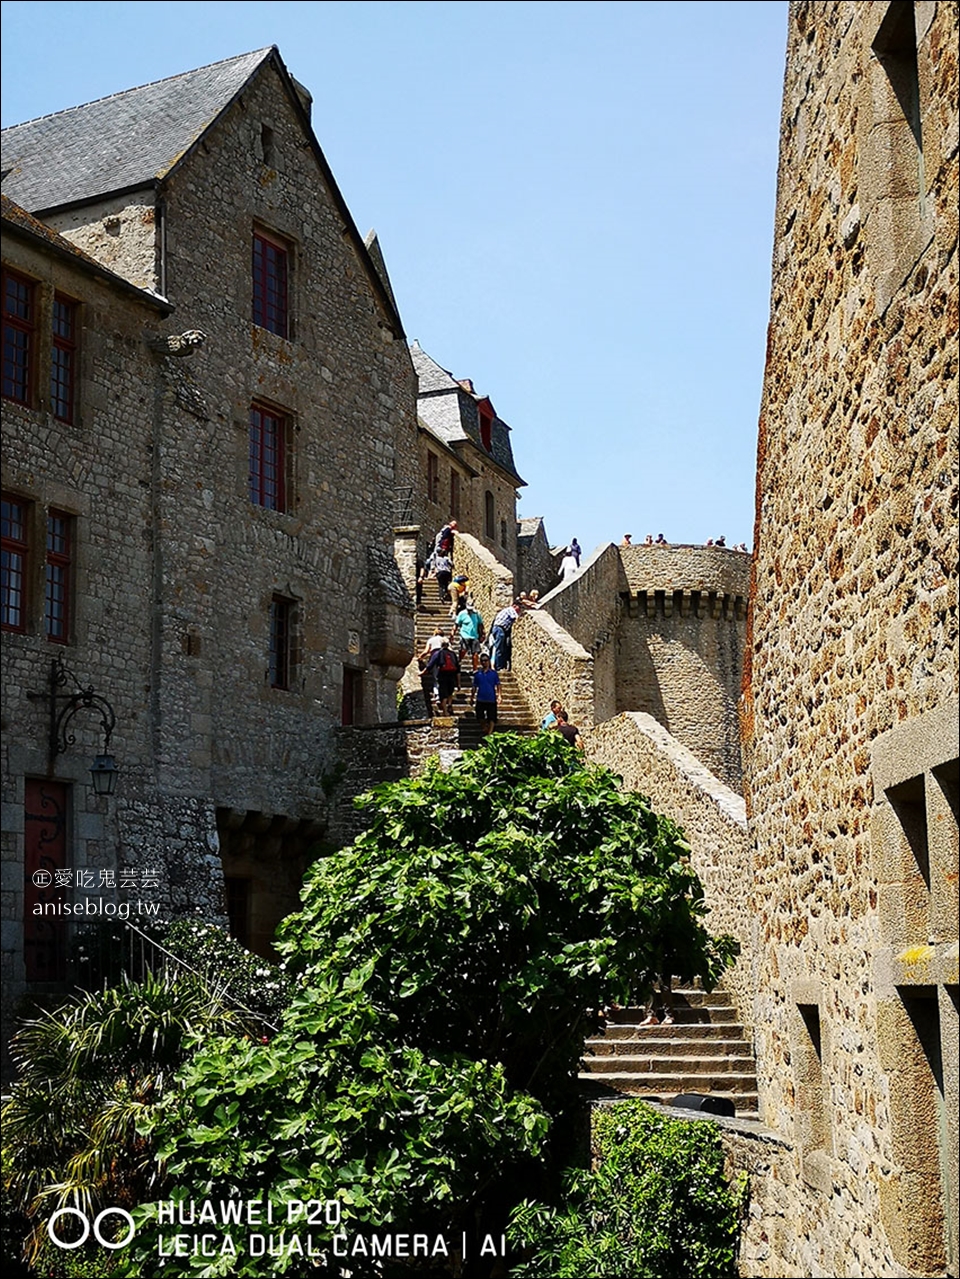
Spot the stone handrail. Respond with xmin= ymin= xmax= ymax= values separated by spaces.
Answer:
xmin=510 ymin=610 xmax=596 ymax=728
xmin=453 ymin=531 xmax=514 ymax=626
xmin=584 ymin=712 xmax=754 ymax=1033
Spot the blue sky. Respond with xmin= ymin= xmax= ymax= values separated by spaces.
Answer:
xmin=1 ymin=0 xmax=788 ymax=555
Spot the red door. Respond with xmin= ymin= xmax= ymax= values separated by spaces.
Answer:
xmin=24 ymin=779 xmax=69 ymax=981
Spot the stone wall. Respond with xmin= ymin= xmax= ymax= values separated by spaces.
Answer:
xmin=48 ymin=192 xmax=159 ymax=292
xmin=744 ymin=3 xmax=959 ymax=1275
xmin=511 ymin=610 xmax=596 ymax=730
xmin=537 ymin=542 xmax=624 ymax=723
xmin=327 ymin=719 xmax=461 ymax=847
xmin=585 ymin=714 xmax=753 ymax=1031
xmin=2 ymin=54 xmax=421 ymax=1041
xmin=449 ymin=530 xmax=515 ymax=631
xmin=0 ymin=218 xmax=228 ymax=1055
xmin=516 ymin=516 xmax=561 ymax=598
xmin=416 ymin=428 xmax=520 ymax=575
xmin=615 ymin=545 xmax=749 ymax=792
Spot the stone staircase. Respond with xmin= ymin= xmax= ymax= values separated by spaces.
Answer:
xmin=414 ymin=598 xmax=536 ymax=745
xmin=580 ymin=985 xmax=759 ymax=1117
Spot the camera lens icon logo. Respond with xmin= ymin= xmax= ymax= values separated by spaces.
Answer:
xmin=32 ymin=870 xmax=53 ymax=888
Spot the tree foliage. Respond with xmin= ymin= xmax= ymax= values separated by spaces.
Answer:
xmin=122 ymin=735 xmax=737 ymax=1276
xmin=509 ymin=1102 xmax=746 ymax=1278
xmin=5 ymin=734 xmax=738 ymax=1278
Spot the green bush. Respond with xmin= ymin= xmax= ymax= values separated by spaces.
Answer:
xmin=119 ymin=734 xmax=737 ymax=1276
xmin=509 ymin=1101 xmax=746 ymax=1278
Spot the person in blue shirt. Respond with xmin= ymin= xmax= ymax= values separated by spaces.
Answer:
xmin=470 ymin=653 xmax=501 ymax=735
xmin=540 ymin=699 xmax=564 ymax=731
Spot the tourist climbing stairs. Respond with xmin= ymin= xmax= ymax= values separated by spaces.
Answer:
xmin=580 ymin=984 xmax=758 ymax=1117
xmin=414 ymin=599 xmax=535 ymax=747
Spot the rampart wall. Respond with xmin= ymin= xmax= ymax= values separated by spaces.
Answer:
xmin=585 ymin=713 xmax=753 ymax=1032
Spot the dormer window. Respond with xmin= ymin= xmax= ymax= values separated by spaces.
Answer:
xmin=478 ymin=402 xmax=494 ymax=453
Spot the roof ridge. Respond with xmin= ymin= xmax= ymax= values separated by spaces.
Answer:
xmin=1 ymin=47 xmax=274 ymax=132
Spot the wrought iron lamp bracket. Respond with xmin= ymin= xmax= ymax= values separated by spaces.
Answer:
xmin=29 ymin=654 xmax=117 ymax=761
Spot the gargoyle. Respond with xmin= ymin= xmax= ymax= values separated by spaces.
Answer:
xmin=146 ymin=329 xmax=207 ymax=356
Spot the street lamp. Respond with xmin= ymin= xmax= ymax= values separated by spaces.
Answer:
xmin=27 ymin=654 xmax=120 ymax=794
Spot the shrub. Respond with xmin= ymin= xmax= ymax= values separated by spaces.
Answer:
xmin=509 ymin=1101 xmax=746 ymax=1278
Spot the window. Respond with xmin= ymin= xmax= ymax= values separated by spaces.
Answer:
xmin=252 ymin=230 xmax=289 ymax=337
xmin=478 ymin=402 xmax=494 ymax=453
xmin=1 ymin=493 xmax=29 ymax=632
xmin=51 ymin=295 xmax=78 ymax=423
xmin=3 ymin=269 xmax=35 ymax=406
xmin=44 ymin=510 xmax=72 ymax=643
xmin=427 ymin=451 xmax=440 ymax=505
xmin=268 ymin=595 xmax=293 ymax=689
xmin=872 ymin=709 xmax=959 ymax=1275
xmin=484 ymin=490 xmax=495 ymax=540
xmin=341 ymin=667 xmax=363 ymax=726
xmin=249 ymin=404 xmax=287 ymax=511
xmin=260 ymin=123 xmax=275 ymax=168
xmin=449 ymin=469 xmax=461 ymax=520
xmin=500 ymin=518 xmax=508 ymax=548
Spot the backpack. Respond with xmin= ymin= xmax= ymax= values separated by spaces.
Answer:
xmin=440 ymin=648 xmax=458 ymax=673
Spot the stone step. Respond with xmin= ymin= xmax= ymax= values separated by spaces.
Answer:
xmin=585 ymin=1036 xmax=754 ymax=1058
xmin=591 ymin=1020 xmax=747 ymax=1040
xmin=578 ymin=1067 xmax=759 ymax=1094
xmin=582 ymin=1052 xmax=756 ymax=1076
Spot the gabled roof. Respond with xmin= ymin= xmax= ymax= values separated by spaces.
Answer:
xmin=1 ymin=49 xmax=272 ymax=213
xmin=410 ymin=341 xmax=525 ymax=486
xmin=1 ymin=194 xmax=171 ymax=313
xmin=1 ymin=48 xmax=405 ymax=337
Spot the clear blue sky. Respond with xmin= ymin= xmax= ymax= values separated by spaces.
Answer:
xmin=1 ymin=0 xmax=788 ymax=555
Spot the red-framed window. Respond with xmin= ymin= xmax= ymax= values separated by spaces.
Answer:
xmin=24 ymin=779 xmax=69 ymax=981
xmin=3 ymin=270 xmax=36 ymax=406
xmin=1 ymin=493 xmax=30 ymax=632
xmin=249 ymin=404 xmax=287 ymax=511
xmin=268 ymin=596 xmax=293 ymax=689
xmin=252 ymin=230 xmax=289 ymax=337
xmin=44 ymin=510 xmax=72 ymax=643
xmin=478 ymin=400 xmax=494 ymax=453
xmin=51 ymin=295 xmax=78 ymax=423
xmin=427 ymin=451 xmax=440 ymax=505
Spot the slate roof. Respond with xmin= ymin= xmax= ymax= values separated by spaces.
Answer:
xmin=410 ymin=342 xmax=525 ymax=486
xmin=1 ymin=49 xmax=272 ymax=213
xmin=517 ymin=516 xmax=547 ymax=543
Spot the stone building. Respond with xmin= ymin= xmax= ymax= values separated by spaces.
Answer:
xmin=1 ymin=48 xmax=417 ymax=1018
xmin=742 ymin=2 xmax=959 ymax=1274
xmin=408 ymin=341 xmax=526 ymax=573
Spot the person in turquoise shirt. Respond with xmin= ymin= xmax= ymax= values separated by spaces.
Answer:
xmin=454 ymin=600 xmax=485 ymax=671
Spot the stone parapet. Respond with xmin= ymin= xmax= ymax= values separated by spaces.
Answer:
xmin=538 ymin=542 xmax=624 ymax=722
xmin=585 ymin=713 xmax=753 ymax=1032
xmin=510 ymin=610 xmax=595 ymax=729
xmin=618 ymin=543 xmax=751 ymax=599
xmin=452 ymin=530 xmax=515 ymax=625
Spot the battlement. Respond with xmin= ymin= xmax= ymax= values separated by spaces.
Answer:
xmin=624 ymin=589 xmax=747 ymax=622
